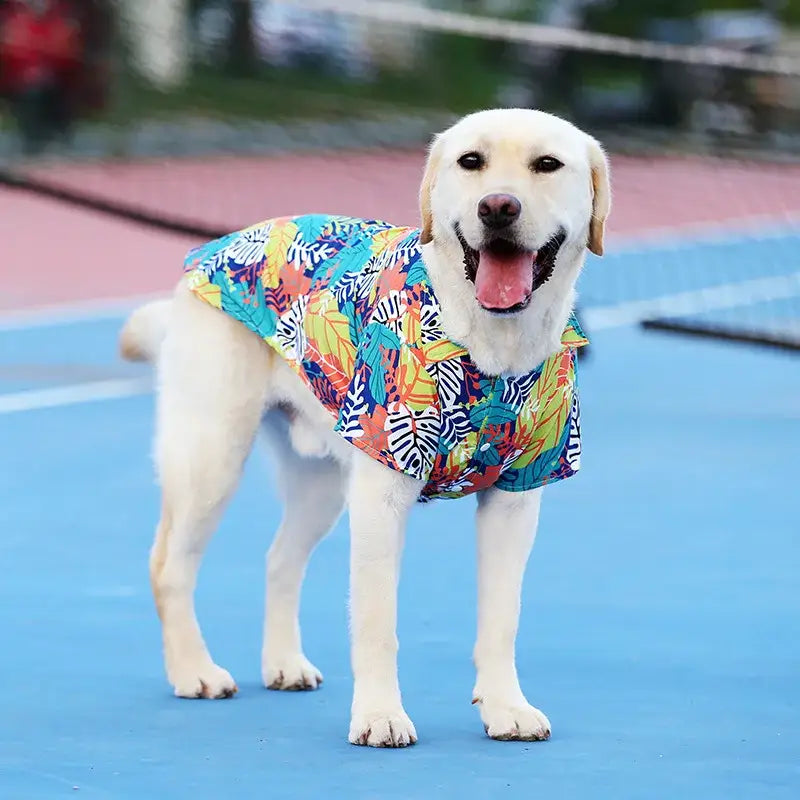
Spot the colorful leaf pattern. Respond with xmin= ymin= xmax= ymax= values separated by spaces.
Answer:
xmin=184 ymin=215 xmax=588 ymax=499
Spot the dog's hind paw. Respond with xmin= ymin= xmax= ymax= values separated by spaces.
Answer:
xmin=263 ymin=654 xmax=323 ymax=691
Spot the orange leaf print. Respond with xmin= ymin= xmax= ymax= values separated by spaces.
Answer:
xmin=396 ymin=351 xmax=437 ymax=412
xmin=377 ymin=265 xmax=411 ymax=295
xmin=401 ymin=303 xmax=421 ymax=347
xmin=282 ymin=265 xmax=313 ymax=299
xmin=358 ymin=406 xmax=389 ymax=453
xmin=306 ymin=345 xmax=350 ymax=396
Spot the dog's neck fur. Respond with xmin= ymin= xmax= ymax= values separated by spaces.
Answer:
xmin=422 ymin=236 xmax=587 ymax=377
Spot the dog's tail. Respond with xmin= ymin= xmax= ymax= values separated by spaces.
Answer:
xmin=119 ymin=299 xmax=171 ymax=363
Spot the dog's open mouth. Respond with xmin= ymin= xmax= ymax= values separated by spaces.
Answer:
xmin=456 ymin=226 xmax=566 ymax=314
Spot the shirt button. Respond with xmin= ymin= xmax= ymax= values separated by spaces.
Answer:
xmin=479 ymin=442 xmax=491 ymax=452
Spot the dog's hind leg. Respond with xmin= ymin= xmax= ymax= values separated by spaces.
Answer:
xmin=259 ymin=412 xmax=346 ymax=690
xmin=151 ymin=286 xmax=270 ymax=698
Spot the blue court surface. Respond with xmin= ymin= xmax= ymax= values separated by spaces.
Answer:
xmin=1 ymin=237 xmax=799 ymax=799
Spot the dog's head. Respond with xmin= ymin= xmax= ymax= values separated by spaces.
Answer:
xmin=420 ymin=109 xmax=610 ymax=315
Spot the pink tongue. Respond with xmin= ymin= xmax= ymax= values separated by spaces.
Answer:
xmin=475 ymin=250 xmax=536 ymax=310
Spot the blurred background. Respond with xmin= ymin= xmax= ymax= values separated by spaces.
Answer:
xmin=1 ymin=0 xmax=799 ymax=346
xmin=2 ymin=0 xmax=800 ymax=157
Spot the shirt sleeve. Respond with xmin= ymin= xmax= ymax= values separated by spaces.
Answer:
xmin=494 ymin=347 xmax=582 ymax=493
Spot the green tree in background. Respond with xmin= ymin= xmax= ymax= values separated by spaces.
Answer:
xmin=584 ymin=0 xmax=800 ymax=36
xmin=226 ymin=0 xmax=255 ymax=76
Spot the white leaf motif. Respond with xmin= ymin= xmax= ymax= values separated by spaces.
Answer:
xmin=384 ymin=402 xmax=439 ymax=479
xmin=339 ymin=373 xmax=368 ymax=439
xmin=500 ymin=371 xmax=539 ymax=414
xmin=275 ymin=295 xmax=309 ymax=363
xmin=223 ymin=224 xmax=272 ymax=266
xmin=371 ymin=290 xmax=409 ymax=340
xmin=429 ymin=359 xmax=465 ymax=411
xmin=566 ymin=394 xmax=581 ymax=470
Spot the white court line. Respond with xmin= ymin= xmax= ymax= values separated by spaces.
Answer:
xmin=0 ymin=292 xmax=169 ymax=333
xmin=0 ymin=377 xmax=152 ymax=415
xmin=608 ymin=215 xmax=800 ymax=256
xmin=584 ymin=271 xmax=800 ymax=330
xmin=1 ymin=236 xmax=799 ymax=413
xmin=3 ymin=272 xmax=798 ymax=415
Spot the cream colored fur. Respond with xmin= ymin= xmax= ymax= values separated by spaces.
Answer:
xmin=119 ymin=109 xmax=610 ymax=747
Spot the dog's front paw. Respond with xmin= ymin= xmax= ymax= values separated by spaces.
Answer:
xmin=349 ymin=708 xmax=417 ymax=748
xmin=169 ymin=661 xmax=238 ymax=699
xmin=474 ymin=697 xmax=551 ymax=741
xmin=263 ymin=653 xmax=323 ymax=691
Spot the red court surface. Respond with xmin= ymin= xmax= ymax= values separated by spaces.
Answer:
xmin=3 ymin=150 xmax=800 ymax=312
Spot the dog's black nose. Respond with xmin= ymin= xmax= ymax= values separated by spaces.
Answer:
xmin=478 ymin=194 xmax=521 ymax=230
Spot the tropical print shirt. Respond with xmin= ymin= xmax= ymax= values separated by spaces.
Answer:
xmin=184 ymin=215 xmax=588 ymax=501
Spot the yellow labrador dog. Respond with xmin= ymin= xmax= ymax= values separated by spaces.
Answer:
xmin=119 ymin=108 xmax=610 ymax=748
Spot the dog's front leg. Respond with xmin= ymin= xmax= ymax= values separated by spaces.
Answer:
xmin=472 ymin=486 xmax=551 ymax=741
xmin=347 ymin=451 xmax=422 ymax=747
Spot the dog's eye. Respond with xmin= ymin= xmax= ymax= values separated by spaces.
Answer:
xmin=457 ymin=152 xmax=485 ymax=171
xmin=532 ymin=156 xmax=564 ymax=173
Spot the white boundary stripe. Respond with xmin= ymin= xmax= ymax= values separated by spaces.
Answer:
xmin=286 ymin=0 xmax=800 ymax=75
xmin=0 ymin=292 xmax=170 ymax=333
xmin=608 ymin=215 xmax=800 ymax=256
xmin=584 ymin=271 xmax=800 ymax=330
xmin=0 ymin=377 xmax=152 ymax=415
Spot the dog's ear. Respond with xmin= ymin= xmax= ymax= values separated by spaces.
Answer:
xmin=419 ymin=134 xmax=444 ymax=245
xmin=587 ymin=138 xmax=611 ymax=257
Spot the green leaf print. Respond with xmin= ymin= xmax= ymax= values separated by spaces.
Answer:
xmin=361 ymin=324 xmax=401 ymax=407
xmin=484 ymin=402 xmax=519 ymax=426
xmin=406 ymin=258 xmax=429 ymax=287
xmin=340 ymin=299 xmax=360 ymax=346
xmin=295 ymin=214 xmax=328 ymax=244
xmin=222 ymin=292 xmax=277 ymax=338
xmin=329 ymin=240 xmax=371 ymax=285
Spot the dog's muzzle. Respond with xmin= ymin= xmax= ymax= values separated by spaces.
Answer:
xmin=456 ymin=225 xmax=567 ymax=314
